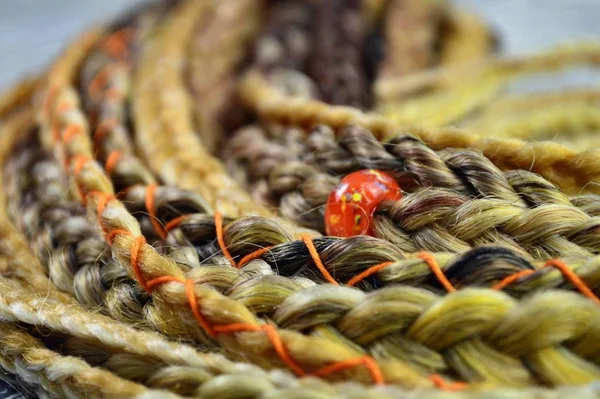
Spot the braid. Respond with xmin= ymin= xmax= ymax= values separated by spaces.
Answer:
xmin=226 ymin=123 xmax=600 ymax=260
xmin=239 ymin=69 xmax=600 ymax=195
xmin=2 ymin=0 xmax=600 ymax=397
xmin=0 ymin=321 xmax=179 ymax=398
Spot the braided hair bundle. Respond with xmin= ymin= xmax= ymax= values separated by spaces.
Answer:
xmin=0 ymin=0 xmax=600 ymax=398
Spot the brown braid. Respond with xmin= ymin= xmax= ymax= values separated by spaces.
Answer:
xmin=2 ymin=0 xmax=600 ymax=397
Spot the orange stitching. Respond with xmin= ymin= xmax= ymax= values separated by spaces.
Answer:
xmin=214 ymin=212 xmax=236 ymax=267
xmin=164 ymin=215 xmax=188 ymax=232
xmin=72 ymin=154 xmax=91 ymax=176
xmin=105 ymin=87 xmax=122 ymax=100
xmin=237 ymin=247 xmax=273 ymax=268
xmin=314 ymin=355 xmax=384 ymax=385
xmin=71 ymin=155 xmax=92 ymax=204
xmin=104 ymin=151 xmax=121 ymax=174
xmin=417 ymin=252 xmax=455 ymax=292
xmin=260 ymin=324 xmax=305 ymax=376
xmin=102 ymin=28 xmax=133 ymax=59
xmin=62 ymin=124 xmax=83 ymax=144
xmin=146 ymin=275 xmax=185 ymax=291
xmin=145 ymin=184 xmax=167 ymax=240
xmin=185 ymin=279 xmax=216 ymax=337
xmin=130 ymin=236 xmax=149 ymax=292
xmin=492 ymin=270 xmax=535 ymax=290
xmin=545 ymin=259 xmax=600 ymax=304
xmin=57 ymin=100 xmax=72 ymax=114
xmin=94 ymin=118 xmax=118 ymax=149
xmin=429 ymin=374 xmax=467 ymax=391
xmin=301 ymin=235 xmax=339 ymax=285
xmin=346 ymin=262 xmax=393 ymax=286
xmin=88 ymin=65 xmax=111 ymax=97
xmin=212 ymin=323 xmax=261 ymax=334
xmin=106 ymin=228 xmax=133 ymax=244
xmin=91 ymin=191 xmax=115 ymax=237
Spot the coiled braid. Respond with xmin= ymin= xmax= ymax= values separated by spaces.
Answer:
xmin=2 ymin=0 xmax=600 ymax=397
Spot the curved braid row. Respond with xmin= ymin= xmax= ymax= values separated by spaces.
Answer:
xmin=0 ymin=107 xmax=75 ymax=304
xmin=238 ymin=68 xmax=600 ymax=195
xmin=464 ymin=89 xmax=600 ymax=142
xmin=130 ymin=0 xmax=317 ymax=239
xmin=186 ymin=0 xmax=260 ymax=153
xmin=13 ymin=111 xmax=600 ymax=301
xmin=4 ymin=282 xmax=600 ymax=399
xmin=226 ymin=123 xmax=600 ymax=259
xmin=0 ymin=320 xmax=179 ymax=398
xmin=374 ymin=42 xmax=600 ymax=101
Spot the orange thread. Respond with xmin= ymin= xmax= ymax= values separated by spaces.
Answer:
xmin=418 ymin=252 xmax=455 ymax=292
xmin=146 ymin=275 xmax=185 ymax=291
xmin=104 ymin=151 xmax=121 ymax=174
xmin=164 ymin=215 xmax=188 ymax=232
xmin=106 ymin=228 xmax=133 ymax=244
xmin=103 ymin=28 xmax=133 ymax=58
xmin=88 ymin=65 xmax=111 ymax=97
xmin=71 ymin=155 xmax=92 ymax=204
xmin=61 ymin=124 xmax=83 ymax=144
xmin=214 ymin=212 xmax=236 ymax=267
xmin=429 ymin=374 xmax=467 ymax=392
xmin=72 ymin=154 xmax=91 ymax=176
xmin=545 ymin=259 xmax=600 ymax=304
xmin=260 ymin=324 xmax=305 ymax=376
xmin=105 ymin=87 xmax=122 ymax=100
xmin=212 ymin=323 xmax=261 ymax=335
xmin=185 ymin=279 xmax=216 ymax=337
xmin=492 ymin=270 xmax=535 ymax=290
xmin=237 ymin=247 xmax=273 ymax=268
xmin=314 ymin=355 xmax=384 ymax=385
xmin=145 ymin=184 xmax=167 ymax=239
xmin=130 ymin=236 xmax=149 ymax=292
xmin=57 ymin=100 xmax=72 ymax=114
xmin=94 ymin=118 xmax=118 ymax=149
xmin=346 ymin=262 xmax=393 ymax=286
xmin=301 ymin=235 xmax=339 ymax=285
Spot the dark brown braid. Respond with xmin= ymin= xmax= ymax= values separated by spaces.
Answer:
xmin=308 ymin=0 xmax=371 ymax=108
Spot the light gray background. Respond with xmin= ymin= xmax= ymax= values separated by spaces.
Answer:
xmin=1 ymin=0 xmax=600 ymax=91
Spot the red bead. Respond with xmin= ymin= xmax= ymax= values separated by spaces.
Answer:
xmin=325 ymin=169 xmax=402 ymax=237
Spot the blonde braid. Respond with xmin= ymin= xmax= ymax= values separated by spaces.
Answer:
xmin=0 ymin=304 xmax=181 ymax=398
xmin=374 ymin=42 xmax=600 ymax=101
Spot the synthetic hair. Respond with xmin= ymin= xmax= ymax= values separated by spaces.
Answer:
xmin=2 ymin=0 xmax=600 ymax=397
xmin=238 ymin=68 xmax=600 ymax=196
xmin=225 ymin=123 xmax=600 ymax=259
xmin=0 ymin=321 xmax=182 ymax=398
